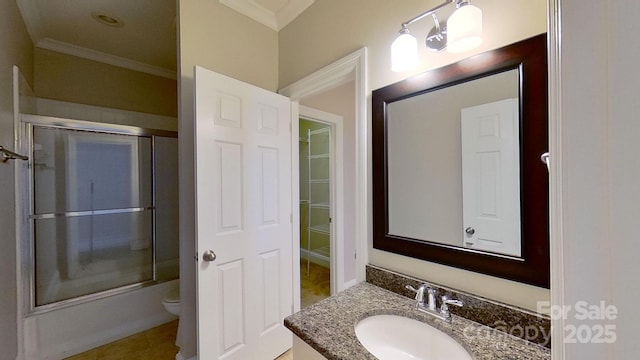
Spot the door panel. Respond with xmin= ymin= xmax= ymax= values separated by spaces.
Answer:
xmin=218 ymin=260 xmax=245 ymax=355
xmin=461 ymin=98 xmax=521 ymax=257
xmin=217 ymin=141 xmax=243 ymax=232
xmin=195 ymin=65 xmax=293 ymax=360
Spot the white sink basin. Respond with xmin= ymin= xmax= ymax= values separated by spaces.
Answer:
xmin=355 ymin=314 xmax=473 ymax=360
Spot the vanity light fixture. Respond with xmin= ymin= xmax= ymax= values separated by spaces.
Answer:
xmin=390 ymin=25 xmax=419 ymax=72
xmin=390 ymin=0 xmax=483 ymax=72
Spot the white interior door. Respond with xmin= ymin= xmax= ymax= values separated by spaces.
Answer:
xmin=194 ymin=65 xmax=293 ymax=360
xmin=461 ymin=98 xmax=521 ymax=256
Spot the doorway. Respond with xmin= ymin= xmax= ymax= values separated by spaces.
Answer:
xmin=299 ymin=115 xmax=334 ymax=308
xmin=297 ymin=103 xmax=346 ymax=309
xmin=280 ymin=49 xmax=367 ymax=315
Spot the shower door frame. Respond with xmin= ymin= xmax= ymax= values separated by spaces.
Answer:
xmin=20 ymin=114 xmax=177 ymax=315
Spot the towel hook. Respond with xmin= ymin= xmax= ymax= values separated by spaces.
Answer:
xmin=540 ymin=152 xmax=550 ymax=172
xmin=0 ymin=145 xmax=29 ymax=163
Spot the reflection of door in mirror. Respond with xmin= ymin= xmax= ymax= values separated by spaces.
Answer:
xmin=387 ymin=69 xmax=520 ymax=256
xmin=461 ymin=98 xmax=520 ymax=256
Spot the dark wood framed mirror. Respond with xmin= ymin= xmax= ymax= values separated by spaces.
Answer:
xmin=372 ymin=34 xmax=549 ymax=288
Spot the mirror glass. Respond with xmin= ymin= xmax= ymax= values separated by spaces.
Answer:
xmin=372 ymin=34 xmax=549 ymax=288
xmin=387 ymin=69 xmax=521 ymax=257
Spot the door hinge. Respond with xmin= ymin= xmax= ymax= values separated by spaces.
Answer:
xmin=194 ymin=252 xmax=198 ymax=262
xmin=329 ymin=217 xmax=332 ymax=223
xmin=354 ymin=251 xmax=357 ymax=259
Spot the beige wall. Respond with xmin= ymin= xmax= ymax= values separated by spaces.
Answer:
xmin=179 ymin=0 xmax=278 ymax=92
xmin=34 ymin=48 xmax=178 ymax=117
xmin=279 ymin=0 xmax=546 ymax=90
xmin=0 ymin=0 xmax=33 ymax=357
xmin=279 ymin=0 xmax=548 ymax=311
xmin=177 ymin=0 xmax=279 ymax=356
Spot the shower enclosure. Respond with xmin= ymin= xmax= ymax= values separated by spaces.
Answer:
xmin=12 ymin=66 xmax=179 ymax=359
xmin=24 ymin=116 xmax=178 ymax=311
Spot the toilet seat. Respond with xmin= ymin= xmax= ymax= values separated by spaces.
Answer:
xmin=163 ymin=287 xmax=180 ymax=304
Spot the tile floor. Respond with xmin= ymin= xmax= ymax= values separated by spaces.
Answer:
xmin=300 ymin=261 xmax=331 ymax=309
xmin=66 ymin=260 xmax=330 ymax=360
xmin=276 ymin=349 xmax=294 ymax=359
xmin=64 ymin=320 xmax=180 ymax=360
xmin=66 ymin=320 xmax=294 ymax=360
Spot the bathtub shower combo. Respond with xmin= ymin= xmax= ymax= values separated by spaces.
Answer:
xmin=26 ymin=122 xmax=178 ymax=309
xmin=15 ymin=90 xmax=180 ymax=359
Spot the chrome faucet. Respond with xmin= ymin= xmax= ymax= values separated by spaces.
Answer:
xmin=405 ymin=283 xmax=463 ymax=322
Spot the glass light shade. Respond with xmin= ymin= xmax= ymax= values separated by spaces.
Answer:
xmin=391 ymin=32 xmax=418 ymax=72
xmin=447 ymin=4 xmax=483 ymax=53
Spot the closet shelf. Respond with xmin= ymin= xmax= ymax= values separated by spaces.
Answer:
xmin=309 ymin=179 xmax=330 ymax=184
xmin=310 ymin=202 xmax=330 ymax=209
xmin=309 ymin=224 xmax=330 ymax=234
xmin=309 ymin=154 xmax=330 ymax=160
xmin=309 ymin=128 xmax=331 ymax=136
xmin=312 ymin=245 xmax=331 ymax=258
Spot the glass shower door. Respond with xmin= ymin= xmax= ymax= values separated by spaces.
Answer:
xmin=31 ymin=126 xmax=153 ymax=307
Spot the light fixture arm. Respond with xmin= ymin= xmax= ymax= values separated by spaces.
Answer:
xmin=431 ymin=13 xmax=441 ymax=33
xmin=398 ymin=0 xmax=454 ymax=30
xmin=391 ymin=0 xmax=481 ymax=71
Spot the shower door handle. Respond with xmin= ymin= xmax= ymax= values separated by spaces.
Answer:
xmin=202 ymin=250 xmax=217 ymax=262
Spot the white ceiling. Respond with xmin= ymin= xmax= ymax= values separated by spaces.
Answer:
xmin=16 ymin=0 xmax=313 ymax=80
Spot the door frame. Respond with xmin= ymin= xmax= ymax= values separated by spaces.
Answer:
xmin=548 ymin=0 xmax=564 ymax=358
xmin=279 ymin=48 xmax=368 ymax=312
xmin=298 ymin=105 xmax=344 ymax=296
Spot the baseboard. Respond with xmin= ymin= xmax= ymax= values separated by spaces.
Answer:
xmin=175 ymin=352 xmax=191 ymax=360
xmin=300 ymin=248 xmax=330 ymax=268
xmin=342 ymin=278 xmax=358 ymax=290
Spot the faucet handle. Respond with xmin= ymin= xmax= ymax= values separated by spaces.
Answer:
xmin=405 ymin=284 xmax=429 ymax=305
xmin=440 ymin=295 xmax=463 ymax=319
xmin=442 ymin=295 xmax=463 ymax=307
xmin=405 ymin=284 xmax=424 ymax=301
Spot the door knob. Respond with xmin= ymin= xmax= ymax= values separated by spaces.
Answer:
xmin=202 ymin=250 xmax=217 ymax=262
xmin=465 ymin=227 xmax=475 ymax=235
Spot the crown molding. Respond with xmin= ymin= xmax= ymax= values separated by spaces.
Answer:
xmin=36 ymin=38 xmax=177 ymax=80
xmin=219 ymin=0 xmax=314 ymax=31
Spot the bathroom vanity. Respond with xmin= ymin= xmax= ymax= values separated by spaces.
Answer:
xmin=285 ymin=280 xmax=550 ymax=359
xmin=284 ymin=34 xmax=552 ymax=360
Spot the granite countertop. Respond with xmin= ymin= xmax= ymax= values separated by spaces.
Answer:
xmin=285 ymin=282 xmax=551 ymax=360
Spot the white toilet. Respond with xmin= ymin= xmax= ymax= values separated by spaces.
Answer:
xmin=162 ymin=283 xmax=182 ymax=358
xmin=162 ymin=285 xmax=180 ymax=316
